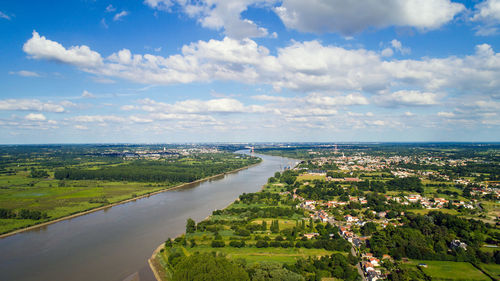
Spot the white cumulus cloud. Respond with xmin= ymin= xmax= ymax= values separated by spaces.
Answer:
xmin=145 ymin=0 xmax=271 ymax=39
xmin=23 ymin=31 xmax=103 ymax=68
xmin=374 ymin=90 xmax=441 ymax=107
xmin=273 ymin=0 xmax=465 ymax=35
xmin=472 ymin=0 xmax=500 ymax=35
xmin=25 ymin=113 xmax=47 ymax=121
xmin=0 ymin=99 xmax=66 ymax=112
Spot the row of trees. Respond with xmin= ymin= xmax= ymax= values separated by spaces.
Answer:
xmin=0 ymin=208 xmax=48 ymax=220
xmin=166 ymin=250 xmax=357 ymax=281
xmin=54 ymin=156 xmax=259 ymax=183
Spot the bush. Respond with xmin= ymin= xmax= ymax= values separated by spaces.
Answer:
xmin=211 ymin=240 xmax=225 ymax=248
xmin=229 ymin=240 xmax=246 ymax=248
xmin=255 ymin=240 xmax=269 ymax=248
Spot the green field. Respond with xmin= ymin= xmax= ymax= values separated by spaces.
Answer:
xmin=296 ymin=174 xmax=326 ymax=181
xmin=180 ymin=245 xmax=337 ymax=264
xmin=0 ymin=179 xmax=170 ymax=234
xmin=408 ymin=260 xmax=490 ymax=281
xmin=408 ymin=208 xmax=459 ymax=216
xmin=0 ymin=150 xmax=260 ymax=235
xmin=480 ymin=263 xmax=500 ymax=280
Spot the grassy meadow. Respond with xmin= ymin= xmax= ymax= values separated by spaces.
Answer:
xmin=407 ymin=260 xmax=490 ymax=281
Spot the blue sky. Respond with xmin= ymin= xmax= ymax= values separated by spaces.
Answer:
xmin=1 ymin=0 xmax=500 ymax=144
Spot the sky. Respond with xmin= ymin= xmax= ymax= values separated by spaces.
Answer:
xmin=1 ymin=0 xmax=500 ymax=144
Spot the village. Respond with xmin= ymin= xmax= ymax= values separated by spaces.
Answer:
xmin=283 ymin=149 xmax=500 ymax=281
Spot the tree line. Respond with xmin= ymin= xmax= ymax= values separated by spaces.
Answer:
xmin=54 ymin=156 xmax=259 ymax=183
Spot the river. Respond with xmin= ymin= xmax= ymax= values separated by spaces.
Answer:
xmin=0 ymin=151 xmax=298 ymax=281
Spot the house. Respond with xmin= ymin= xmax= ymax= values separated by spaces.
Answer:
xmin=303 ymin=233 xmax=319 ymax=239
xmin=407 ymin=194 xmax=421 ymax=203
xmin=369 ymin=258 xmax=380 ymax=267
xmin=344 ymin=177 xmax=361 ymax=182
xmin=345 ymin=215 xmax=359 ymax=222
xmin=363 ymin=253 xmax=374 ymax=258
xmin=363 ymin=261 xmax=375 ymax=273
xmin=450 ymin=239 xmax=467 ymax=250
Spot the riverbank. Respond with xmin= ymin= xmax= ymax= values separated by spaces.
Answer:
xmin=0 ymin=159 xmax=261 ymax=239
xmin=148 ymin=163 xmax=300 ymax=281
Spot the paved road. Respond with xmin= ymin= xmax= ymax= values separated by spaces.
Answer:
xmin=351 ymin=246 xmax=366 ymax=281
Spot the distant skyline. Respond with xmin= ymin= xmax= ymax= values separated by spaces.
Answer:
xmin=1 ymin=0 xmax=500 ymax=144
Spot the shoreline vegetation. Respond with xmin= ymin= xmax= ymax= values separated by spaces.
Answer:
xmin=0 ymin=160 xmax=262 ymax=239
xmin=147 ymin=168 xmax=359 ymax=281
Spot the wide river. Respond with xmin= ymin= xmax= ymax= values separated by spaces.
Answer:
xmin=0 ymin=151 xmax=297 ymax=281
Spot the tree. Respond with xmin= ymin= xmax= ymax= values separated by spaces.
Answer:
xmin=361 ymin=222 xmax=377 ymax=236
xmin=186 ymin=218 xmax=196 ymax=233
xmin=211 ymin=240 xmax=225 ymax=248
xmin=172 ymin=253 xmax=249 ymax=281
xmin=247 ymin=262 xmax=304 ymax=281
xmin=270 ymin=220 xmax=280 ymax=233
xmin=165 ymin=238 xmax=173 ymax=248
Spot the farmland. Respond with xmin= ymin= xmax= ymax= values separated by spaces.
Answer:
xmin=0 ymin=144 xmax=260 ymax=235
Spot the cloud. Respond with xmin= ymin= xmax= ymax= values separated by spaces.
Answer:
xmin=273 ymin=0 xmax=465 ymax=35
xmin=130 ymin=116 xmax=153 ymax=123
xmin=25 ymin=113 xmax=46 ymax=121
xmin=101 ymin=18 xmax=109 ymax=29
xmin=81 ymin=90 xmax=95 ymax=98
xmin=381 ymin=48 xmax=394 ymax=57
xmin=71 ymin=115 xmax=126 ymax=123
xmin=305 ymin=93 xmax=369 ymax=106
xmin=0 ymin=99 xmax=66 ymax=112
xmin=471 ymin=0 xmax=500 ymax=36
xmin=105 ymin=5 xmax=116 ymax=13
xmin=121 ymin=105 xmax=137 ymax=111
xmin=390 ymin=39 xmax=410 ymax=55
xmin=252 ymin=95 xmax=289 ymax=102
xmin=145 ymin=0 xmax=271 ymax=39
xmin=438 ymin=111 xmax=455 ymax=117
xmin=9 ymin=70 xmax=40 ymax=77
xmin=23 ymin=32 xmax=500 ymax=103
xmin=145 ymin=0 xmax=464 ymax=38
xmin=374 ymin=90 xmax=441 ymax=107
xmin=0 ymin=11 xmax=11 ymax=20
xmin=23 ymin=31 xmax=103 ymax=68
xmin=74 ymin=125 xmax=88 ymax=130
xmin=113 ymin=11 xmax=129 ymax=21
xmin=143 ymin=0 xmax=174 ymax=11
xmin=138 ymin=97 xmax=265 ymax=114
xmin=472 ymin=0 xmax=500 ymax=23
xmin=92 ymin=77 xmax=115 ymax=84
